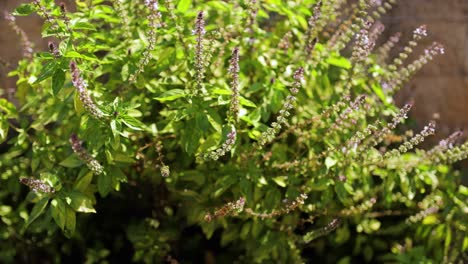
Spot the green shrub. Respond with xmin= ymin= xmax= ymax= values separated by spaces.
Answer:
xmin=1 ymin=0 xmax=467 ymax=263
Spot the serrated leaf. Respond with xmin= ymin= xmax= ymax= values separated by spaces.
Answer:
xmin=72 ymin=22 xmax=97 ymax=31
xmin=24 ymin=197 xmax=49 ymax=229
xmin=59 ymin=154 xmax=83 ymax=168
xmin=0 ymin=118 xmax=9 ymax=144
xmin=52 ymin=69 xmax=65 ymax=95
xmin=12 ymin=3 xmax=35 ymax=16
xmin=74 ymin=171 xmax=93 ymax=192
xmin=177 ymin=0 xmax=192 ymax=13
xmin=325 ymin=157 xmax=337 ymax=169
xmin=51 ymin=198 xmax=76 ymax=237
xmin=240 ymin=222 xmax=251 ymax=240
xmin=0 ymin=98 xmax=18 ymax=117
xmin=64 ymin=51 xmax=98 ymax=61
xmin=74 ymin=90 xmax=85 ymax=114
xmin=239 ymin=97 xmax=257 ymax=108
xmin=40 ymin=172 xmax=61 ymax=190
xmin=264 ymin=188 xmax=281 ymax=210
xmin=154 ymin=89 xmax=186 ymax=102
xmin=272 ymin=176 xmax=287 ymax=187
xmin=65 ymin=191 xmax=96 ymax=213
xmin=109 ymin=166 xmax=127 ymax=191
xmin=212 ymin=88 xmax=232 ymax=95
xmin=97 ymin=172 xmax=112 ymax=197
xmin=51 ymin=199 xmax=66 ymax=230
xmin=120 ymin=115 xmax=144 ymax=131
xmin=327 ymin=57 xmax=351 ymax=69
xmin=34 ymin=61 xmax=56 ymax=83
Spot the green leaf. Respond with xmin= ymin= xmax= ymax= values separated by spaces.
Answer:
xmin=97 ymin=172 xmax=112 ymax=197
xmin=206 ymin=110 xmax=222 ymax=132
xmin=205 ymin=1 xmax=230 ymax=11
xmin=0 ymin=98 xmax=18 ymax=117
xmin=327 ymin=57 xmax=351 ymax=69
xmin=181 ymin=117 xmax=202 ymax=154
xmin=212 ymin=88 xmax=232 ymax=95
xmin=371 ymin=83 xmax=389 ymax=104
xmin=308 ymin=178 xmax=332 ymax=191
xmin=272 ymin=176 xmax=287 ymax=187
xmin=12 ymin=3 xmax=35 ymax=16
xmin=65 ymin=191 xmax=96 ymax=213
xmin=59 ymin=154 xmax=83 ymax=168
xmin=177 ymin=0 xmax=192 ymax=13
xmin=51 ymin=198 xmax=76 ymax=237
xmin=154 ymin=89 xmax=186 ymax=102
xmin=74 ymin=171 xmax=94 ymax=192
xmin=51 ymin=199 xmax=66 ymax=230
xmin=109 ymin=166 xmax=127 ymax=191
xmin=325 ymin=157 xmax=337 ymax=169
xmin=195 ymin=113 xmax=210 ymax=132
xmin=40 ymin=172 xmax=61 ymax=191
xmin=0 ymin=118 xmax=9 ymax=144
xmin=221 ymin=225 xmax=239 ymax=246
xmin=201 ymin=221 xmax=216 ymax=239
xmin=52 ymin=69 xmax=65 ymax=96
xmin=24 ymin=197 xmax=49 ymax=229
xmin=239 ymin=97 xmax=257 ymax=108
xmin=74 ymin=90 xmax=85 ymax=114
xmin=240 ymin=222 xmax=251 ymax=240
xmin=264 ymin=187 xmax=281 ymax=210
xmin=64 ymin=51 xmax=98 ymax=61
xmin=120 ymin=115 xmax=144 ymax=131
xmin=72 ymin=22 xmax=97 ymax=31
xmin=34 ymin=61 xmax=57 ymax=83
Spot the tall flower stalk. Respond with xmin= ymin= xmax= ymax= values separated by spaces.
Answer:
xmin=70 ymin=133 xmax=104 ymax=175
xmin=426 ymin=131 xmax=463 ymax=157
xmin=246 ymin=0 xmax=258 ymax=44
xmin=129 ymin=0 xmax=162 ymax=82
xmin=386 ymin=25 xmax=427 ymax=75
xmin=228 ymin=47 xmax=240 ymax=124
xmin=192 ymin=11 xmax=207 ymax=95
xmin=351 ymin=20 xmax=376 ymax=64
xmin=258 ymin=67 xmax=304 ymax=146
xmin=4 ymin=12 xmax=33 ymax=59
xmin=204 ymin=129 xmax=237 ymax=161
xmin=278 ymin=31 xmax=292 ymax=50
xmin=70 ymin=61 xmax=105 ymax=120
xmin=363 ymin=103 xmax=413 ymax=149
xmin=202 ymin=48 xmax=240 ymax=161
xmin=48 ymin=41 xmax=60 ymax=58
xmin=19 ymin=177 xmax=55 ymax=193
xmin=387 ymin=42 xmax=444 ymax=94
xmin=377 ymin=32 xmax=401 ymax=63
xmin=155 ymin=140 xmax=170 ymax=177
xmin=304 ymin=1 xmax=322 ymax=58
xmin=384 ymin=121 xmax=436 ymax=158
xmin=303 ymin=218 xmax=341 ymax=243
xmin=114 ymin=0 xmax=132 ymax=39
xmin=244 ymin=194 xmax=308 ymax=219
xmin=204 ymin=197 xmax=245 ymax=222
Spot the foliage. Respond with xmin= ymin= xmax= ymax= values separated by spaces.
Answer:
xmin=0 ymin=0 xmax=467 ymax=263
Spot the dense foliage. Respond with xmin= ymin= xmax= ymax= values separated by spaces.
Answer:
xmin=1 ymin=0 xmax=467 ymax=263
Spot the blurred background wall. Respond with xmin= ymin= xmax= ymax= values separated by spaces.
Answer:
xmin=385 ymin=0 xmax=468 ymax=142
xmin=1 ymin=0 xmax=467 ymax=140
xmin=1 ymin=0 xmax=45 ymax=99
